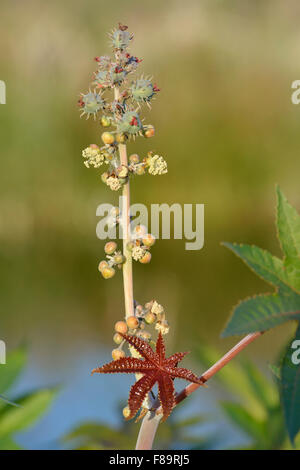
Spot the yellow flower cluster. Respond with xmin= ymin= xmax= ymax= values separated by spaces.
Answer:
xmin=82 ymin=146 xmax=104 ymax=168
xmin=147 ymin=155 xmax=168 ymax=175
xmin=106 ymin=176 xmax=122 ymax=191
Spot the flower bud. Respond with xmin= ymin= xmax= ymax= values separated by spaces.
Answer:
xmin=144 ymin=125 xmax=155 ymax=138
xmin=126 ymin=316 xmax=139 ymax=329
xmin=122 ymin=406 xmax=131 ymax=419
xmin=100 ymin=116 xmax=111 ymax=127
xmin=135 ymin=165 xmax=145 ymax=176
xmin=129 ymin=154 xmax=140 ymax=164
xmin=113 ymin=333 xmax=123 ymax=345
xmin=135 ymin=304 xmax=143 ymax=315
xmin=133 ymin=225 xmax=147 ymax=238
xmin=101 ymin=172 xmax=109 ymax=183
xmin=139 ymin=251 xmax=151 ymax=264
xmin=126 ymin=241 xmax=135 ymax=252
xmin=142 ymin=234 xmax=155 ymax=248
xmin=116 ymin=133 xmax=127 ymax=144
xmin=144 ymin=311 xmax=156 ymax=325
xmin=114 ymin=321 xmax=128 ymax=334
xmin=98 ymin=260 xmax=108 ymax=272
xmin=117 ymin=166 xmax=128 ymax=178
xmin=101 ymin=266 xmax=116 ymax=279
xmin=104 ymin=241 xmax=117 ymax=255
xmin=114 ymin=253 xmax=126 ymax=265
xmin=112 ymin=349 xmax=125 ymax=361
xmin=101 ymin=132 xmax=115 ymax=145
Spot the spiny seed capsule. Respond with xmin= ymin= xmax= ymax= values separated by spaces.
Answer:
xmin=112 ymin=349 xmax=125 ymax=361
xmin=144 ymin=125 xmax=155 ymax=138
xmin=129 ymin=154 xmax=140 ymax=164
xmin=80 ymin=91 xmax=105 ymax=117
xmin=114 ymin=253 xmax=126 ymax=265
xmin=101 ymin=132 xmax=115 ymax=145
xmin=142 ymin=234 xmax=155 ymax=248
xmin=144 ymin=311 xmax=156 ymax=324
xmin=140 ymin=251 xmax=152 ymax=264
xmin=126 ymin=316 xmax=139 ymax=329
xmin=113 ymin=333 xmax=123 ymax=345
xmin=104 ymin=241 xmax=117 ymax=255
xmin=101 ymin=267 xmax=116 ymax=279
xmin=100 ymin=116 xmax=111 ymax=127
xmin=114 ymin=321 xmax=128 ymax=334
xmin=131 ymin=78 xmax=155 ymax=103
xmin=98 ymin=260 xmax=109 ymax=272
xmin=117 ymin=111 xmax=143 ymax=136
xmin=122 ymin=406 xmax=131 ymax=419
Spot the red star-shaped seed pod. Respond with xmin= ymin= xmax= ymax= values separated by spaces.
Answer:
xmin=92 ymin=332 xmax=203 ymax=421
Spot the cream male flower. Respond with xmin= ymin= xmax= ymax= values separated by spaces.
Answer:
xmin=148 ymin=155 xmax=168 ymax=175
xmin=132 ymin=245 xmax=145 ymax=261
xmin=82 ymin=145 xmax=104 ymax=168
xmin=151 ymin=300 xmax=164 ymax=315
xmin=106 ymin=176 xmax=122 ymax=191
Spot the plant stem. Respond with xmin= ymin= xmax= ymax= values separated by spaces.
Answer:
xmin=135 ymin=331 xmax=263 ymax=450
xmin=114 ymin=86 xmax=134 ymax=319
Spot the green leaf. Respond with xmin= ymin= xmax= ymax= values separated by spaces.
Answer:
xmin=222 ymin=292 xmax=300 ymax=336
xmin=223 ymin=188 xmax=300 ymax=337
xmin=0 ymin=388 xmax=57 ymax=439
xmin=280 ymin=323 xmax=300 ymax=443
xmin=222 ymin=243 xmax=291 ymax=293
xmin=277 ymin=186 xmax=300 ymax=263
xmin=0 ymin=347 xmax=27 ymax=394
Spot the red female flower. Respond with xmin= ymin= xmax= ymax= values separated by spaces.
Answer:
xmin=92 ymin=332 xmax=202 ymax=421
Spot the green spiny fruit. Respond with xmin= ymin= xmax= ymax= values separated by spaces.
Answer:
xmin=79 ymin=91 xmax=105 ymax=118
xmin=111 ymin=28 xmax=132 ymax=50
xmin=117 ymin=111 xmax=143 ymax=136
xmin=131 ymin=78 xmax=156 ymax=103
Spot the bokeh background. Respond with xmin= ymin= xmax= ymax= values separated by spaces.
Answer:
xmin=1 ymin=0 xmax=300 ymax=449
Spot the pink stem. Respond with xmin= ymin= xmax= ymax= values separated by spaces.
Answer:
xmin=135 ymin=331 xmax=263 ymax=450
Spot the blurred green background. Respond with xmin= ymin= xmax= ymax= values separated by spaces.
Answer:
xmin=1 ymin=0 xmax=300 ymax=449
